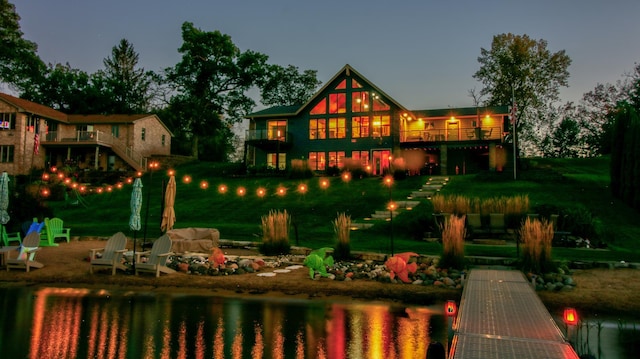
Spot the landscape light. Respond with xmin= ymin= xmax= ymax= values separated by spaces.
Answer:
xmin=563 ymin=307 xmax=578 ymax=326
xmin=277 ymin=186 xmax=286 ymax=196
xmin=297 ymin=184 xmax=307 ymax=194
xmin=218 ymin=184 xmax=227 ymax=193
xmin=320 ymin=178 xmax=329 ymax=189
xmin=445 ymin=300 xmax=457 ymax=317
xmin=237 ymin=187 xmax=246 ymax=196
xmin=257 ymin=187 xmax=266 ymax=198
xmin=182 ymin=175 xmax=192 ymax=184
xmin=200 ymin=181 xmax=208 ymax=189
xmin=342 ymin=172 xmax=351 ymax=183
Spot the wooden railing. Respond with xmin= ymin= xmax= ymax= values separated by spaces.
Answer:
xmin=42 ymin=130 xmax=146 ymax=171
xmin=401 ymin=126 xmax=503 ymax=143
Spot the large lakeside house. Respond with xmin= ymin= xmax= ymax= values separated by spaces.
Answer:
xmin=0 ymin=92 xmax=172 ymax=176
xmin=244 ymin=64 xmax=512 ymax=176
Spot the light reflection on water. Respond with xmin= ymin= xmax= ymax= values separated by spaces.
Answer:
xmin=0 ymin=286 xmax=448 ymax=358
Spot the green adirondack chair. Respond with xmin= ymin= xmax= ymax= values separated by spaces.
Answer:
xmin=1 ymin=224 xmax=21 ymax=246
xmin=40 ymin=217 xmax=71 ymax=247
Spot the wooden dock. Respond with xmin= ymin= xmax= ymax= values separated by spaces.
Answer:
xmin=450 ymin=269 xmax=580 ymax=359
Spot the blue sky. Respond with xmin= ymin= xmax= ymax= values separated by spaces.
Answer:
xmin=13 ymin=0 xmax=640 ymax=110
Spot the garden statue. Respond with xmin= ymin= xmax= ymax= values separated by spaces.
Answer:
xmin=303 ymin=247 xmax=334 ymax=279
xmin=385 ymin=252 xmax=419 ymax=283
xmin=209 ymin=247 xmax=226 ymax=269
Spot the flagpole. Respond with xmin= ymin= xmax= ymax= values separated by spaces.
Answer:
xmin=512 ymin=87 xmax=517 ymax=180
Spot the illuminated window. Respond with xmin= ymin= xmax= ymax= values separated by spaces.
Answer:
xmin=267 ymin=153 xmax=286 ymax=170
xmin=372 ymin=93 xmax=390 ymax=111
xmin=352 ymin=91 xmax=370 ymax=112
xmin=309 ymin=119 xmax=326 ymax=139
xmin=372 ymin=115 xmax=390 ymax=137
xmin=328 ymin=118 xmax=346 ymax=138
xmin=310 ymin=98 xmax=326 ymax=115
xmin=308 ymin=152 xmax=326 ymax=171
xmin=268 ymin=120 xmax=287 ymax=140
xmin=328 ymin=151 xmax=345 ymax=168
xmin=352 ymin=151 xmax=370 ymax=167
xmin=0 ymin=112 xmax=16 ymax=130
xmin=0 ymin=145 xmax=14 ymax=163
xmin=329 ymin=93 xmax=346 ymax=114
xmin=335 ymin=79 xmax=346 ymax=89
xmin=352 ymin=116 xmax=370 ymax=138
xmin=352 ymin=79 xmax=363 ymax=88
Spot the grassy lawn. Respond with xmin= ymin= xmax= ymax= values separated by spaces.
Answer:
xmin=46 ymin=157 xmax=640 ymax=263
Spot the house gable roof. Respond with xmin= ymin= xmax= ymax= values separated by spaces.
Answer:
xmin=0 ymin=92 xmax=68 ymax=122
xmin=247 ymin=64 xmax=409 ymax=118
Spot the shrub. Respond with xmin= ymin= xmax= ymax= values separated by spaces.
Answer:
xmin=519 ymin=218 xmax=555 ymax=273
xmin=332 ymin=212 xmax=351 ymax=260
xmin=288 ymin=159 xmax=314 ymax=179
xmin=258 ymin=209 xmax=291 ymax=255
xmin=440 ymin=215 xmax=466 ymax=269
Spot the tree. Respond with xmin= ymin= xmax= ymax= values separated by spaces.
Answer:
xmin=259 ymin=64 xmax=321 ymax=106
xmin=102 ymin=39 xmax=154 ymax=113
xmin=0 ymin=0 xmax=46 ymax=93
xmin=474 ymin=33 xmax=571 ymax=156
xmin=165 ymin=22 xmax=269 ymax=160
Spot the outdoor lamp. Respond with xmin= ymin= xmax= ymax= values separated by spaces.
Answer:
xmin=563 ymin=307 xmax=578 ymax=326
xmin=445 ymin=300 xmax=457 ymax=317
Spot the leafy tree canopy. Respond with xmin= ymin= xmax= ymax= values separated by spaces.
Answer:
xmin=164 ymin=22 xmax=269 ymax=160
xmin=259 ymin=64 xmax=321 ymax=106
xmin=0 ymin=0 xmax=46 ymax=93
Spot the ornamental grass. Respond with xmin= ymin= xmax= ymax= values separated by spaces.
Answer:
xmin=520 ymin=217 xmax=554 ymax=273
xmin=259 ymin=209 xmax=291 ymax=255
xmin=440 ymin=215 xmax=466 ymax=269
xmin=332 ymin=212 xmax=352 ymax=260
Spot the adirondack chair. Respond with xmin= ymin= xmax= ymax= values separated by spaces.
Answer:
xmin=89 ymin=232 xmax=128 ymax=275
xmin=465 ymin=213 xmax=488 ymax=238
xmin=135 ymin=234 xmax=175 ymax=277
xmin=1 ymin=224 xmax=21 ymax=246
xmin=489 ymin=213 xmax=506 ymax=235
xmin=6 ymin=231 xmax=44 ymax=272
xmin=40 ymin=217 xmax=71 ymax=246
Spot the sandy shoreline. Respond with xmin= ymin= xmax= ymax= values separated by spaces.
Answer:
xmin=2 ymin=239 xmax=640 ymax=318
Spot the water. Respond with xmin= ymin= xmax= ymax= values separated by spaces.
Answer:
xmin=0 ymin=286 xmax=449 ymax=358
xmin=558 ymin=316 xmax=640 ymax=359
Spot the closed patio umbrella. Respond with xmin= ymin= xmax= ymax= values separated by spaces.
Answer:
xmin=129 ymin=178 xmax=143 ymax=269
xmin=160 ymin=175 xmax=176 ymax=232
xmin=0 ymin=172 xmax=9 ymax=225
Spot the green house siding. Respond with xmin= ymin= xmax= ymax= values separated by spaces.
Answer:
xmin=245 ymin=64 xmax=511 ymax=175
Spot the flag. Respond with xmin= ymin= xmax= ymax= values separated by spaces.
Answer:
xmin=33 ymin=133 xmax=39 ymax=155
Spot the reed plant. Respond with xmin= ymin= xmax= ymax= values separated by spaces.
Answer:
xmin=519 ymin=218 xmax=554 ymax=273
xmin=440 ymin=215 xmax=466 ymax=269
xmin=258 ymin=209 xmax=291 ymax=255
xmin=332 ymin=212 xmax=351 ymax=260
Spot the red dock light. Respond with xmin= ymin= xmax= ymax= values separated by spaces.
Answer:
xmin=563 ymin=307 xmax=578 ymax=326
xmin=445 ymin=300 xmax=457 ymax=316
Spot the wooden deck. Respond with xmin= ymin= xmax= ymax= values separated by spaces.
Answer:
xmin=450 ymin=269 xmax=579 ymax=359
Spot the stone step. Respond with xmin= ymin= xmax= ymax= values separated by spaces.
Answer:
xmin=410 ymin=190 xmax=434 ymax=198
xmin=394 ymin=200 xmax=420 ymax=209
xmin=349 ymin=222 xmax=375 ymax=230
xmin=422 ymin=184 xmax=443 ymax=190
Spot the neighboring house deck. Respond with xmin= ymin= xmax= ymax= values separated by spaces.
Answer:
xmin=0 ymin=93 xmax=172 ymax=175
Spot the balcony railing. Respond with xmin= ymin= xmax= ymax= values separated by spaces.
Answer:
xmin=42 ymin=130 xmax=146 ymax=170
xmin=401 ymin=126 xmax=503 ymax=143
xmin=245 ymin=129 xmax=290 ymax=142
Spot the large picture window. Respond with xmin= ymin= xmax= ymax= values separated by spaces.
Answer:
xmin=352 ymin=151 xmax=370 ymax=168
xmin=309 ymin=119 xmax=326 ymax=140
xmin=310 ymin=98 xmax=326 ymax=115
xmin=267 ymin=153 xmax=286 ymax=170
xmin=308 ymin=152 xmax=326 ymax=171
xmin=329 ymin=93 xmax=346 ymax=114
xmin=268 ymin=120 xmax=287 ymax=140
xmin=328 ymin=151 xmax=345 ymax=169
xmin=328 ymin=118 xmax=346 ymax=139
xmin=372 ymin=115 xmax=390 ymax=137
xmin=352 ymin=91 xmax=369 ymax=112
xmin=352 ymin=116 xmax=369 ymax=138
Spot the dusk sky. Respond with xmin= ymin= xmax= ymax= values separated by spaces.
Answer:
xmin=13 ymin=0 xmax=640 ymax=110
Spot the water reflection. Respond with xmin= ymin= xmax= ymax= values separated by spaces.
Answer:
xmin=0 ymin=286 xmax=447 ymax=358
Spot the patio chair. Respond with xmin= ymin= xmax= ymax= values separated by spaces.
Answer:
xmin=135 ymin=234 xmax=175 ymax=277
xmin=1 ymin=224 xmax=21 ymax=246
xmin=89 ymin=232 xmax=128 ymax=275
xmin=489 ymin=213 xmax=506 ymax=235
xmin=40 ymin=217 xmax=71 ymax=247
xmin=465 ymin=213 xmax=488 ymax=238
xmin=6 ymin=231 xmax=44 ymax=272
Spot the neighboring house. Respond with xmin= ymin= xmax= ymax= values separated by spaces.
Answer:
xmin=0 ymin=92 xmax=172 ymax=175
xmin=244 ymin=64 xmax=511 ymax=176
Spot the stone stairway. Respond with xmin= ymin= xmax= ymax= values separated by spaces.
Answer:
xmin=408 ymin=176 xmax=449 ymax=199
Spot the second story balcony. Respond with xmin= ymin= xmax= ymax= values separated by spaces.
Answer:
xmin=245 ymin=129 xmax=293 ymax=151
xmin=400 ymin=126 xmax=504 ymax=144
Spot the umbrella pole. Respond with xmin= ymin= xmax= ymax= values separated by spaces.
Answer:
xmin=132 ymin=231 xmax=137 ymax=273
